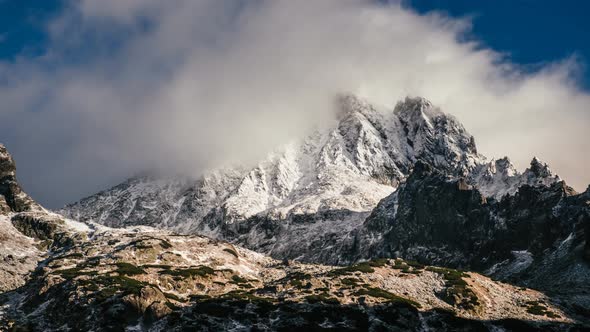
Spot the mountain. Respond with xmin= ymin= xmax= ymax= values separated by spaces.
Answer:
xmin=356 ymin=160 xmax=590 ymax=318
xmin=1 ymin=144 xmax=584 ymax=331
xmin=61 ymin=95 xmax=567 ymax=266
xmin=56 ymin=95 xmax=590 ymax=325
xmin=61 ymin=96 xmax=488 ymax=262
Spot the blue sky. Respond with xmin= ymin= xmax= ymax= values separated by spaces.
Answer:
xmin=0 ymin=0 xmax=63 ymax=59
xmin=405 ymin=0 xmax=590 ymax=89
xmin=1 ymin=0 xmax=589 ymax=88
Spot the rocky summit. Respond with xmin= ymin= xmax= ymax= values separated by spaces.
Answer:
xmin=0 ymin=95 xmax=589 ymax=331
xmin=61 ymin=96 xmax=486 ymax=264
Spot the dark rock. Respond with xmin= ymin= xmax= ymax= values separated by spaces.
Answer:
xmin=357 ymin=161 xmax=590 ymax=314
xmin=0 ymin=144 xmax=39 ymax=213
xmin=11 ymin=213 xmax=64 ymax=241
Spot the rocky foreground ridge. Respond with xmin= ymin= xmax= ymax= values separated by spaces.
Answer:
xmin=0 ymin=140 xmax=588 ymax=330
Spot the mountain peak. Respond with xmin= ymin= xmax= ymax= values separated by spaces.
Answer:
xmin=494 ymin=157 xmax=517 ymax=177
xmin=393 ymin=96 xmax=440 ymax=120
xmin=529 ymin=157 xmax=553 ymax=178
xmin=0 ymin=144 xmax=16 ymax=179
xmin=397 ymin=96 xmax=432 ymax=108
xmin=0 ymin=144 xmax=40 ymax=213
xmin=334 ymin=93 xmax=376 ymax=122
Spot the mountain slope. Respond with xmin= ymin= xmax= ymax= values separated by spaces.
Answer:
xmin=3 ymin=223 xmax=577 ymax=331
xmin=1 ymin=143 xmax=583 ymax=331
xmin=357 ymin=160 xmax=590 ymax=320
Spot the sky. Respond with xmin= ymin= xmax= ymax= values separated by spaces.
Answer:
xmin=0 ymin=0 xmax=589 ymax=208
xmin=406 ymin=0 xmax=590 ymax=89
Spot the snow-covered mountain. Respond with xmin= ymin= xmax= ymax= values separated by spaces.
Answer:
xmin=2 ymin=143 xmax=582 ymax=331
xmin=61 ymin=95 xmax=560 ymax=264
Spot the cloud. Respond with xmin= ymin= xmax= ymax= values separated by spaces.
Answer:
xmin=0 ymin=0 xmax=588 ymax=207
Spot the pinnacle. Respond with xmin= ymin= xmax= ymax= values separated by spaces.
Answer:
xmin=394 ymin=96 xmax=433 ymax=114
xmin=0 ymin=144 xmax=16 ymax=178
xmin=335 ymin=93 xmax=372 ymax=120
xmin=528 ymin=157 xmax=551 ymax=177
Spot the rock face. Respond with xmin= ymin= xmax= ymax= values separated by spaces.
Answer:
xmin=0 ymin=144 xmax=39 ymax=213
xmin=357 ymin=159 xmax=590 ymax=319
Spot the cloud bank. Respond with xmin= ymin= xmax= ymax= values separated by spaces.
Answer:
xmin=0 ymin=0 xmax=588 ymax=207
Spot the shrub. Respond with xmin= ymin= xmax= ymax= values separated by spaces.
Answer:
xmin=367 ymin=258 xmax=389 ymax=267
xmin=353 ymin=287 xmax=421 ymax=308
xmin=305 ymin=293 xmax=339 ymax=305
xmin=163 ymin=292 xmax=183 ymax=302
xmin=288 ymin=272 xmax=311 ymax=280
xmin=222 ymin=290 xmax=273 ymax=305
xmin=142 ymin=264 xmax=172 ymax=270
xmin=527 ymin=305 xmax=548 ymax=316
xmin=231 ymin=275 xmax=249 ymax=283
xmin=328 ymin=262 xmax=375 ymax=276
xmin=115 ymin=262 xmax=146 ymax=276
xmin=160 ymin=266 xmax=215 ymax=278
xmin=341 ymin=278 xmax=360 ymax=287
xmin=55 ymin=266 xmax=94 ymax=279
xmin=404 ymin=260 xmax=424 ymax=269
xmin=61 ymin=252 xmax=84 ymax=259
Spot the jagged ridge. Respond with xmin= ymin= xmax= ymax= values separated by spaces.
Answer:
xmin=60 ymin=96 xmax=494 ymax=261
xmin=0 ymin=143 xmax=583 ymax=330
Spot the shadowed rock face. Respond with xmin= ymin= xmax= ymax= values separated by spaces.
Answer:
xmin=361 ymin=160 xmax=574 ymax=265
xmin=0 ymin=144 xmax=39 ymax=213
xmin=357 ymin=160 xmax=590 ymax=319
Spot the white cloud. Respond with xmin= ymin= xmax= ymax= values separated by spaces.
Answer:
xmin=0 ymin=0 xmax=588 ymax=207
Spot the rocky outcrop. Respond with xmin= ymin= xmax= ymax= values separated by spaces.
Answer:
xmin=11 ymin=213 xmax=64 ymax=241
xmin=0 ymin=144 xmax=40 ymax=213
xmin=122 ymin=286 xmax=173 ymax=322
xmin=356 ymin=159 xmax=590 ymax=321
xmin=11 ymin=212 xmax=86 ymax=249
